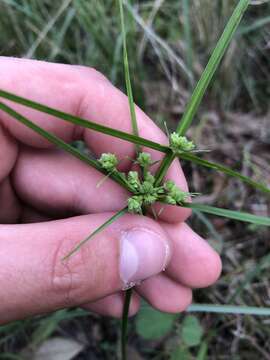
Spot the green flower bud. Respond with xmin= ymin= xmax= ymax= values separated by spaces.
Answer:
xmin=127 ymin=171 xmax=141 ymax=191
xmin=165 ymin=195 xmax=177 ymax=205
xmin=143 ymin=194 xmax=158 ymax=205
xmin=144 ymin=172 xmax=155 ymax=185
xmin=164 ymin=180 xmax=176 ymax=192
xmin=173 ymin=188 xmax=188 ymax=203
xmin=170 ymin=132 xmax=195 ymax=153
xmin=98 ymin=153 xmax=118 ymax=172
xmin=141 ymin=180 xmax=154 ymax=194
xmin=137 ymin=152 xmax=152 ymax=168
xmin=128 ymin=196 xmax=143 ymax=214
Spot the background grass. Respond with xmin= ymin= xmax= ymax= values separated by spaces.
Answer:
xmin=0 ymin=0 xmax=269 ymax=359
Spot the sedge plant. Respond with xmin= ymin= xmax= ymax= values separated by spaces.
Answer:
xmin=0 ymin=0 xmax=270 ymax=358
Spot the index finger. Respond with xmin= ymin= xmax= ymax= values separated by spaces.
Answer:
xmin=0 ymin=57 xmax=190 ymax=222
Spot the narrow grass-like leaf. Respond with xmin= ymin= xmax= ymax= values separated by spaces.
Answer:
xmin=154 ymin=0 xmax=250 ymax=184
xmin=62 ymin=207 xmax=128 ymax=261
xmin=177 ymin=0 xmax=250 ymax=136
xmin=118 ymin=1 xmax=141 ymax=358
xmin=188 ymin=304 xmax=270 ymax=316
xmin=118 ymin=0 xmax=140 ymax=153
xmin=180 ymin=153 xmax=270 ymax=195
xmin=185 ymin=203 xmax=270 ymax=226
xmin=0 ymin=89 xmax=168 ymax=153
xmin=238 ymin=15 xmax=270 ymax=36
xmin=1 ymin=89 xmax=269 ymax=195
xmin=0 ymin=102 xmax=129 ymax=190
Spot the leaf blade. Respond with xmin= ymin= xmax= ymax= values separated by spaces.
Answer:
xmin=185 ymin=203 xmax=270 ymax=226
xmin=154 ymin=0 xmax=250 ymax=184
xmin=0 ymin=102 xmax=129 ymax=189
xmin=188 ymin=304 xmax=270 ymax=316
xmin=0 ymin=89 xmax=168 ymax=153
xmin=177 ymin=0 xmax=250 ymax=136
xmin=118 ymin=0 xmax=140 ymax=152
xmin=180 ymin=152 xmax=270 ymax=195
xmin=62 ymin=208 xmax=128 ymax=260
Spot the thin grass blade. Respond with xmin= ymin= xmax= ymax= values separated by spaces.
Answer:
xmin=62 ymin=208 xmax=128 ymax=261
xmin=154 ymin=0 xmax=250 ymax=184
xmin=180 ymin=153 xmax=270 ymax=195
xmin=177 ymin=0 xmax=250 ymax=136
xmin=118 ymin=0 xmax=140 ymax=153
xmin=0 ymin=89 xmax=167 ymax=153
xmin=186 ymin=203 xmax=270 ymax=226
xmin=0 ymin=102 xmax=129 ymax=189
xmin=188 ymin=304 xmax=270 ymax=316
xmin=118 ymin=1 xmax=141 ymax=358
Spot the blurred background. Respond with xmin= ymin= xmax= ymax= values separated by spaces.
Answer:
xmin=0 ymin=0 xmax=269 ymax=359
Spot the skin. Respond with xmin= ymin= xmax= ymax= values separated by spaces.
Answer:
xmin=0 ymin=57 xmax=222 ymax=324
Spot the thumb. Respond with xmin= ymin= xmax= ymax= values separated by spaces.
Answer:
xmin=0 ymin=213 xmax=171 ymax=324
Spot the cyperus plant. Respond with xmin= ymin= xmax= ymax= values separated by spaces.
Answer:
xmin=0 ymin=0 xmax=270 ymax=359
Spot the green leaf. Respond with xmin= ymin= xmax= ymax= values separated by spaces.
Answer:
xmin=177 ymin=0 xmax=250 ymax=136
xmin=188 ymin=304 xmax=270 ymax=316
xmin=118 ymin=0 xmax=140 ymax=152
xmin=62 ymin=207 xmax=128 ymax=260
xmin=0 ymin=102 xmax=129 ymax=190
xmin=181 ymin=315 xmax=203 ymax=347
xmin=136 ymin=307 xmax=176 ymax=340
xmin=186 ymin=203 xmax=270 ymax=226
xmin=154 ymin=0 xmax=250 ymax=185
xmin=0 ymin=90 xmax=168 ymax=153
xmin=2 ymin=89 xmax=268 ymax=196
xmin=180 ymin=153 xmax=270 ymax=195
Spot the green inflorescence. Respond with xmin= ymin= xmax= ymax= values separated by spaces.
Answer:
xmin=98 ymin=151 xmax=196 ymax=215
xmin=169 ymin=132 xmax=195 ymax=154
xmin=98 ymin=153 xmax=118 ymax=172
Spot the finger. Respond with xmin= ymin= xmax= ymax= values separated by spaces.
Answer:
xmin=163 ymin=222 xmax=222 ymax=288
xmin=20 ymin=206 xmax=52 ymax=223
xmin=0 ymin=57 xmax=189 ymax=222
xmin=0 ymin=124 xmax=18 ymax=182
xmin=136 ymin=274 xmax=192 ymax=313
xmin=12 ymin=147 xmax=129 ymax=217
xmin=0 ymin=213 xmax=171 ymax=324
xmin=0 ymin=178 xmax=21 ymax=223
xmin=83 ymin=292 xmax=140 ymax=318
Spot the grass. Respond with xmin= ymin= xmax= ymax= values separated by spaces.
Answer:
xmin=0 ymin=0 xmax=269 ymax=359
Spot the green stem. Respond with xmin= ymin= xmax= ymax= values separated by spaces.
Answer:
xmin=121 ymin=288 xmax=133 ymax=360
xmin=154 ymin=151 xmax=175 ymax=186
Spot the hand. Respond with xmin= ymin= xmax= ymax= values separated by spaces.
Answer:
xmin=0 ymin=57 xmax=221 ymax=324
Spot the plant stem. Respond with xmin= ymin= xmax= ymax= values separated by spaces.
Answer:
xmin=121 ymin=288 xmax=132 ymax=360
xmin=154 ymin=151 xmax=175 ymax=186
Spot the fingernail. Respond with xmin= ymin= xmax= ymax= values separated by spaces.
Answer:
xmin=119 ymin=228 xmax=171 ymax=289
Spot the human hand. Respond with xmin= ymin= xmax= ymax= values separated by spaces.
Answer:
xmin=0 ymin=57 xmax=221 ymax=324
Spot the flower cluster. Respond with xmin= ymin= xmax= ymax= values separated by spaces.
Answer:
xmin=170 ymin=132 xmax=195 ymax=154
xmin=98 ymin=153 xmax=118 ymax=172
xmin=98 ymin=151 xmax=195 ymax=215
